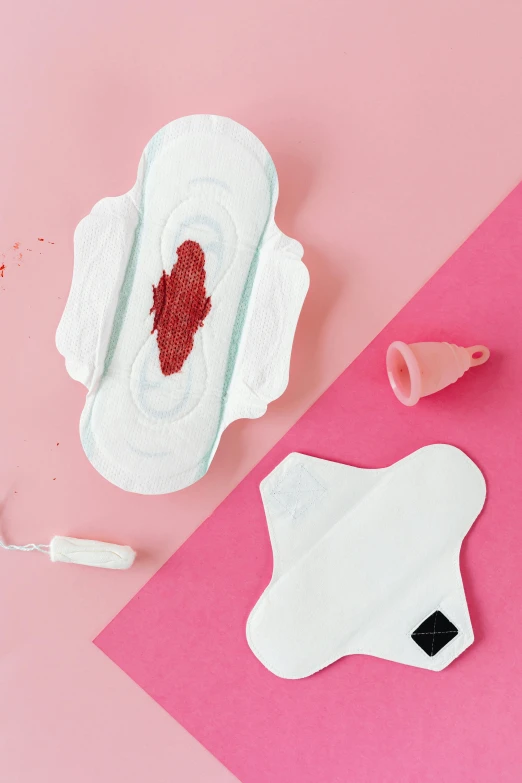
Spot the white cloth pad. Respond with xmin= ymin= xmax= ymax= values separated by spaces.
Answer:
xmin=56 ymin=115 xmax=308 ymax=494
xmin=247 ymin=445 xmax=486 ymax=677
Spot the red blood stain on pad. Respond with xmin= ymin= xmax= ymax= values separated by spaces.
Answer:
xmin=0 ymin=264 xmax=5 ymax=277
xmin=150 ymin=240 xmax=211 ymax=376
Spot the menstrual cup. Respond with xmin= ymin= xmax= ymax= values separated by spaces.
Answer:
xmin=386 ymin=341 xmax=490 ymax=406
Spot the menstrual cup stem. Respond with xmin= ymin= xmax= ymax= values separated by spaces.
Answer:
xmin=467 ymin=346 xmax=490 ymax=367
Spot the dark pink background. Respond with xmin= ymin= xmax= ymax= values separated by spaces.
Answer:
xmin=97 ymin=186 xmax=522 ymax=782
xmin=3 ymin=2 xmax=522 ymax=779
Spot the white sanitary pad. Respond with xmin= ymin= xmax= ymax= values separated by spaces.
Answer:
xmin=247 ymin=445 xmax=486 ymax=677
xmin=56 ymin=115 xmax=309 ymax=494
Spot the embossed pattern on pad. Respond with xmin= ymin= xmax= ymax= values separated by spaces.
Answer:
xmin=56 ymin=115 xmax=309 ymax=494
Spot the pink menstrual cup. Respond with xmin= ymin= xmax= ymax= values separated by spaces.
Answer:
xmin=386 ymin=341 xmax=490 ymax=406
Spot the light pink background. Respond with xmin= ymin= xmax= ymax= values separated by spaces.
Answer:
xmin=97 ymin=183 xmax=522 ymax=783
xmin=1 ymin=1 xmax=522 ymax=781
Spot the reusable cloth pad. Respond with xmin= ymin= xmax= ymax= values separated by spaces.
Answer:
xmin=247 ymin=445 xmax=486 ymax=677
xmin=56 ymin=115 xmax=309 ymax=494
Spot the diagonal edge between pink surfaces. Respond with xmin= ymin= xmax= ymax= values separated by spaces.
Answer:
xmin=95 ymin=182 xmax=522 ymax=783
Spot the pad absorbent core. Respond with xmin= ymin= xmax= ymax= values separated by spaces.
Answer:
xmin=247 ymin=445 xmax=486 ymax=677
xmin=56 ymin=115 xmax=309 ymax=494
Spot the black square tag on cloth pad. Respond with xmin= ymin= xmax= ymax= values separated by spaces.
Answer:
xmin=411 ymin=611 xmax=459 ymax=656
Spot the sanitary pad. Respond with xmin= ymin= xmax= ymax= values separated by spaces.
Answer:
xmin=247 ymin=445 xmax=486 ymax=677
xmin=56 ymin=115 xmax=309 ymax=494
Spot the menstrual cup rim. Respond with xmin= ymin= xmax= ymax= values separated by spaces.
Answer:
xmin=386 ymin=341 xmax=421 ymax=406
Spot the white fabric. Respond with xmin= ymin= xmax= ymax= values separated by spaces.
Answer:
xmin=56 ymin=115 xmax=308 ymax=494
xmin=49 ymin=536 xmax=135 ymax=569
xmin=247 ymin=445 xmax=486 ymax=677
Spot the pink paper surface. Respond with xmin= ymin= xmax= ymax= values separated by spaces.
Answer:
xmin=97 ymin=183 xmax=522 ymax=783
xmin=3 ymin=1 xmax=522 ymax=780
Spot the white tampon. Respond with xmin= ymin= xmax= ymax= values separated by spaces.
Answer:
xmin=0 ymin=536 xmax=136 ymax=569
xmin=49 ymin=536 xmax=136 ymax=569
